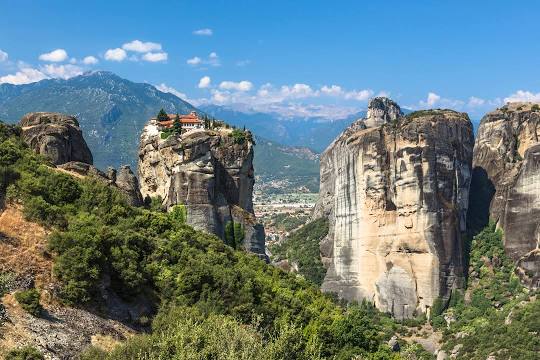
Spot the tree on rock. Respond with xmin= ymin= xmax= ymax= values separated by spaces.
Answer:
xmin=157 ymin=109 xmax=168 ymax=122
xmin=173 ymin=113 xmax=182 ymax=134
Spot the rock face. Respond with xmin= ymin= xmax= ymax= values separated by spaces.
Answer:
xmin=315 ymin=98 xmax=474 ymax=319
xmin=20 ymin=112 xmax=93 ymax=165
xmin=138 ymin=122 xmax=265 ymax=258
xmin=59 ymin=162 xmax=143 ymax=207
xmin=472 ymin=103 xmax=540 ymax=288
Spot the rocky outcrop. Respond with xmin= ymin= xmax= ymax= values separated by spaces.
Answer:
xmin=315 ymin=98 xmax=474 ymax=319
xmin=472 ymin=103 xmax=540 ymax=288
xmin=58 ymin=162 xmax=143 ymax=207
xmin=138 ymin=122 xmax=266 ymax=258
xmin=20 ymin=112 xmax=93 ymax=165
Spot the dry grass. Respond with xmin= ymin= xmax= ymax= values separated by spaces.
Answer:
xmin=0 ymin=205 xmax=53 ymax=290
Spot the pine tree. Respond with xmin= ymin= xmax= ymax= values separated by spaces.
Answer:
xmin=173 ymin=113 xmax=182 ymax=134
xmin=157 ymin=109 xmax=168 ymax=122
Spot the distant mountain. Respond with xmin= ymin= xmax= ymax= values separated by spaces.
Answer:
xmin=200 ymin=104 xmax=363 ymax=153
xmin=253 ymin=136 xmax=320 ymax=194
xmin=0 ymin=71 xmax=196 ymax=169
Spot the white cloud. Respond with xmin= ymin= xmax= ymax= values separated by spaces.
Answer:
xmin=219 ymin=80 xmax=252 ymax=92
xmin=82 ymin=56 xmax=99 ymax=65
xmin=155 ymin=83 xmax=188 ymax=99
xmin=504 ymin=90 xmax=540 ymax=103
xmin=468 ymin=96 xmax=485 ymax=107
xmin=280 ymin=83 xmax=317 ymax=99
xmin=344 ymin=89 xmax=373 ymax=101
xmin=426 ymin=92 xmax=441 ymax=106
xmin=321 ymin=85 xmax=344 ymax=96
xmin=0 ymin=50 xmax=8 ymax=62
xmin=0 ymin=67 xmax=48 ymax=84
xmin=193 ymin=28 xmax=213 ymax=36
xmin=104 ymin=48 xmax=127 ymax=61
xmin=198 ymin=76 xmax=211 ymax=88
xmin=41 ymin=64 xmax=83 ymax=79
xmin=122 ymin=40 xmax=162 ymax=53
xmin=187 ymin=56 xmax=202 ymax=65
xmin=38 ymin=49 xmax=68 ymax=62
xmin=187 ymin=52 xmax=220 ymax=67
xmin=142 ymin=52 xmax=168 ymax=62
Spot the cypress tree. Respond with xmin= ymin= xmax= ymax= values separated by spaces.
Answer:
xmin=157 ymin=109 xmax=168 ymax=122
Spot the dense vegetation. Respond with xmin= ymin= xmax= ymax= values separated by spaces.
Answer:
xmin=432 ymin=223 xmax=539 ymax=359
xmin=0 ymin=122 xmax=429 ymax=359
xmin=270 ymin=218 xmax=329 ymax=286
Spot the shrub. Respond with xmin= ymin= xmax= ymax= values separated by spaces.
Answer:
xmin=230 ymin=128 xmax=247 ymax=144
xmin=5 ymin=346 xmax=44 ymax=360
xmin=14 ymin=289 xmax=42 ymax=316
xmin=169 ymin=204 xmax=187 ymax=224
xmin=532 ymin=104 xmax=540 ymax=111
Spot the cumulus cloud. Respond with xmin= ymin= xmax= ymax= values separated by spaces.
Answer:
xmin=219 ymin=80 xmax=252 ymax=92
xmin=198 ymin=76 xmax=211 ymax=89
xmin=468 ymin=96 xmax=485 ymax=107
xmin=320 ymin=85 xmax=344 ymax=96
xmin=344 ymin=89 xmax=374 ymax=101
xmin=193 ymin=28 xmax=213 ymax=36
xmin=155 ymin=83 xmax=188 ymax=100
xmin=122 ymin=40 xmax=162 ymax=53
xmin=187 ymin=52 xmax=220 ymax=67
xmin=142 ymin=52 xmax=168 ymax=62
xmin=104 ymin=48 xmax=127 ymax=61
xmin=187 ymin=56 xmax=202 ymax=65
xmin=39 ymin=49 xmax=68 ymax=62
xmin=504 ymin=90 xmax=540 ymax=103
xmin=0 ymin=67 xmax=48 ymax=85
xmin=0 ymin=49 xmax=8 ymax=62
xmin=41 ymin=64 xmax=83 ymax=79
xmin=82 ymin=56 xmax=99 ymax=65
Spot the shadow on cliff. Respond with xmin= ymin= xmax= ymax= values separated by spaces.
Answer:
xmin=464 ymin=166 xmax=495 ymax=279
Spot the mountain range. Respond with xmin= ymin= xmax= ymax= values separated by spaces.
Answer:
xmin=0 ymin=71 xmax=357 ymax=173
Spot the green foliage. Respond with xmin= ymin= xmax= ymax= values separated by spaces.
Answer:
xmin=270 ymin=218 xmax=329 ymax=286
xmin=173 ymin=113 xmax=182 ymax=134
xmin=0 ymin=272 xmax=15 ymax=297
xmin=224 ymin=221 xmax=244 ymax=249
xmin=169 ymin=204 xmax=187 ymax=224
xmin=14 ymin=288 xmax=42 ymax=316
xmin=532 ymin=104 xmax=540 ymax=111
xmin=230 ymin=128 xmax=247 ymax=144
xmin=156 ymin=108 xmax=168 ymax=122
xmin=435 ymin=223 xmax=539 ymax=359
xmin=5 ymin=346 xmax=44 ymax=360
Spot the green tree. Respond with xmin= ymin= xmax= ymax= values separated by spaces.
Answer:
xmin=14 ymin=288 xmax=42 ymax=316
xmin=5 ymin=346 xmax=44 ymax=360
xmin=173 ymin=113 xmax=182 ymax=134
xmin=156 ymin=109 xmax=168 ymax=122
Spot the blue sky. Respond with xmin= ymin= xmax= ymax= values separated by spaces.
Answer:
xmin=1 ymin=0 xmax=540 ymax=118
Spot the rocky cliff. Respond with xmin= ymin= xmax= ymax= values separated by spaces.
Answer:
xmin=20 ymin=112 xmax=93 ymax=165
xmin=472 ymin=103 xmax=540 ymax=288
xmin=138 ymin=122 xmax=265 ymax=258
xmin=314 ymin=98 xmax=474 ymax=319
xmin=19 ymin=112 xmax=143 ymax=206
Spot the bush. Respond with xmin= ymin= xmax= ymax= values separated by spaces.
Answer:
xmin=5 ymin=346 xmax=44 ymax=360
xmin=14 ymin=289 xmax=42 ymax=316
xmin=230 ymin=128 xmax=247 ymax=144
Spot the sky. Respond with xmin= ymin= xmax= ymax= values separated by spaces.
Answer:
xmin=1 ymin=0 xmax=540 ymax=119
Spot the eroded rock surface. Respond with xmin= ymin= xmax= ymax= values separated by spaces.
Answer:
xmin=315 ymin=98 xmax=473 ymax=319
xmin=59 ymin=161 xmax=143 ymax=207
xmin=20 ymin=112 xmax=93 ymax=165
xmin=472 ymin=103 xmax=540 ymax=288
xmin=138 ymin=123 xmax=265 ymax=258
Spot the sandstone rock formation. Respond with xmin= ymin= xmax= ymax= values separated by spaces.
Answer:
xmin=314 ymin=98 xmax=474 ymax=319
xmin=59 ymin=162 xmax=143 ymax=207
xmin=19 ymin=112 xmax=143 ymax=207
xmin=20 ymin=112 xmax=93 ymax=165
xmin=472 ymin=103 xmax=540 ymax=288
xmin=138 ymin=122 xmax=266 ymax=258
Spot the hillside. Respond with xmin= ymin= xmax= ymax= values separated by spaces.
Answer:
xmin=0 ymin=121 xmax=437 ymax=359
xmin=0 ymin=71 xmax=196 ymax=169
xmin=253 ymin=136 xmax=320 ymax=194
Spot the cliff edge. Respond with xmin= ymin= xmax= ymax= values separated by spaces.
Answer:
xmin=315 ymin=98 xmax=474 ymax=319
